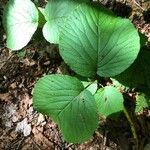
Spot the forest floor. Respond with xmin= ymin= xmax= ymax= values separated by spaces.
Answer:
xmin=0 ymin=0 xmax=150 ymax=150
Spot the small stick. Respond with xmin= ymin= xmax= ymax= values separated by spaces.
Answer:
xmin=16 ymin=137 xmax=25 ymax=150
xmin=133 ymin=0 xmax=145 ymax=11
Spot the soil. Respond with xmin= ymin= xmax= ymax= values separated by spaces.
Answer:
xmin=0 ymin=0 xmax=150 ymax=150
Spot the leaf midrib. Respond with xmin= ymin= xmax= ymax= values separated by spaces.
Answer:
xmin=56 ymin=89 xmax=84 ymax=118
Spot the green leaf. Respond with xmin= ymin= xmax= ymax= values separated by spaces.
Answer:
xmin=33 ymin=74 xmax=98 ymax=143
xmin=59 ymin=3 xmax=140 ymax=77
xmin=43 ymin=0 xmax=88 ymax=44
xmin=3 ymin=0 xmax=39 ymax=50
xmin=82 ymin=81 xmax=98 ymax=95
xmin=113 ymin=48 xmax=150 ymax=91
xmin=135 ymin=94 xmax=149 ymax=113
xmin=38 ymin=7 xmax=46 ymax=28
xmin=94 ymin=86 xmax=124 ymax=117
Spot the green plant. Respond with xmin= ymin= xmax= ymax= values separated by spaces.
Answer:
xmin=135 ymin=93 xmax=149 ymax=113
xmin=3 ymin=0 xmax=148 ymax=143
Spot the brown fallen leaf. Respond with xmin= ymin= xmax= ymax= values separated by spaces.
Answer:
xmin=32 ymin=126 xmax=54 ymax=149
xmin=0 ymin=93 xmax=12 ymax=102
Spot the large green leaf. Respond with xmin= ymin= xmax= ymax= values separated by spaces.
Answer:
xmin=59 ymin=3 xmax=140 ymax=77
xmin=114 ymin=48 xmax=150 ymax=91
xmin=94 ymin=86 xmax=124 ymax=117
xmin=43 ymin=0 xmax=89 ymax=44
xmin=33 ymin=74 xmax=98 ymax=143
xmin=3 ymin=0 xmax=39 ymax=50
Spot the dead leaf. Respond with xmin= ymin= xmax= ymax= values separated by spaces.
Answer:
xmin=0 ymin=93 xmax=12 ymax=102
xmin=32 ymin=126 xmax=54 ymax=149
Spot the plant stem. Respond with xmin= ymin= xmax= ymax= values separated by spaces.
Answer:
xmin=123 ymin=106 xmax=138 ymax=142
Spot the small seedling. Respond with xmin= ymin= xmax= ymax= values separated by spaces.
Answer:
xmin=3 ymin=0 xmax=149 ymax=144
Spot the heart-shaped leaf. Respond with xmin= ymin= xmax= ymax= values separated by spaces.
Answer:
xmin=33 ymin=74 xmax=98 ymax=143
xmin=43 ymin=0 xmax=89 ymax=44
xmin=94 ymin=86 xmax=124 ymax=117
xmin=59 ymin=3 xmax=140 ymax=77
xmin=3 ymin=0 xmax=39 ymax=50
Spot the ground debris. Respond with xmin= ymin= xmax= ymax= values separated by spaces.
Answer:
xmin=16 ymin=118 xmax=32 ymax=137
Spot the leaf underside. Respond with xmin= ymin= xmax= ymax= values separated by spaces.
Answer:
xmin=59 ymin=3 xmax=140 ymax=77
xmin=33 ymin=74 xmax=98 ymax=143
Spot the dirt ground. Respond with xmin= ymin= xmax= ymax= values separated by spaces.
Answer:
xmin=0 ymin=0 xmax=150 ymax=150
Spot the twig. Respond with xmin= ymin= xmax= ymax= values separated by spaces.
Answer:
xmin=16 ymin=137 xmax=25 ymax=150
xmin=0 ymin=53 xmax=14 ymax=70
xmin=133 ymin=0 xmax=145 ymax=11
